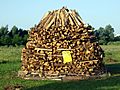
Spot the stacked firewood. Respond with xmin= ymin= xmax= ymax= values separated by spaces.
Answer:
xmin=19 ymin=7 xmax=105 ymax=80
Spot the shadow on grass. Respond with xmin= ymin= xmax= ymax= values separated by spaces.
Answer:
xmin=26 ymin=63 xmax=120 ymax=90
xmin=26 ymin=76 xmax=120 ymax=90
xmin=106 ymin=63 xmax=120 ymax=75
xmin=0 ymin=60 xmax=21 ymax=64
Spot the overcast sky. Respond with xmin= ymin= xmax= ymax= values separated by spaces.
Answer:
xmin=0 ymin=0 xmax=120 ymax=34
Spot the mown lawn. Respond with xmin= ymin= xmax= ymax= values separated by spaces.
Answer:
xmin=0 ymin=45 xmax=120 ymax=90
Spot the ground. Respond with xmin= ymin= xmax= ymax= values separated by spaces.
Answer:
xmin=0 ymin=45 xmax=120 ymax=90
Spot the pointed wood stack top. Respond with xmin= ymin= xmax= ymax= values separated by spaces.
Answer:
xmin=37 ymin=7 xmax=85 ymax=30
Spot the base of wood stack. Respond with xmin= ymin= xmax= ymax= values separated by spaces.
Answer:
xmin=18 ymin=70 xmax=108 ymax=81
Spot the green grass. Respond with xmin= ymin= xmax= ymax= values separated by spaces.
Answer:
xmin=0 ymin=46 xmax=22 ymax=63
xmin=101 ymin=45 xmax=120 ymax=63
xmin=0 ymin=45 xmax=120 ymax=90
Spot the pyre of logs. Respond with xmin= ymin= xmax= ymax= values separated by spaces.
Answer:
xmin=19 ymin=7 xmax=105 ymax=80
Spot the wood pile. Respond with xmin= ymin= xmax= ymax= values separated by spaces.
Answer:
xmin=19 ymin=7 xmax=105 ymax=80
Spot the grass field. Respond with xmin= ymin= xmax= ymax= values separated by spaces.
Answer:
xmin=0 ymin=45 xmax=120 ymax=90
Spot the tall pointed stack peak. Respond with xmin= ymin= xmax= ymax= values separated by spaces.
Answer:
xmin=38 ymin=7 xmax=85 ymax=30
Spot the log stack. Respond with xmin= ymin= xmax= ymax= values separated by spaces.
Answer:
xmin=19 ymin=7 xmax=106 ymax=80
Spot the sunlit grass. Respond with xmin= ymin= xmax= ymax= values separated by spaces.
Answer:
xmin=101 ymin=45 xmax=120 ymax=63
xmin=0 ymin=46 xmax=22 ymax=62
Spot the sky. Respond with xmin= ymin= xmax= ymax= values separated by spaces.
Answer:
xmin=0 ymin=0 xmax=120 ymax=34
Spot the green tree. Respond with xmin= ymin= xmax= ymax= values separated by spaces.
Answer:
xmin=114 ymin=35 xmax=120 ymax=41
xmin=0 ymin=25 xmax=10 ymax=45
xmin=95 ymin=24 xmax=114 ymax=45
xmin=0 ymin=25 xmax=28 ymax=46
xmin=12 ymin=34 xmax=22 ymax=46
xmin=105 ymin=24 xmax=114 ymax=41
xmin=9 ymin=26 xmax=18 ymax=38
xmin=0 ymin=25 xmax=8 ymax=36
xmin=22 ymin=34 xmax=28 ymax=45
xmin=0 ymin=35 xmax=11 ymax=46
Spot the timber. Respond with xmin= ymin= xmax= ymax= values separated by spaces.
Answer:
xmin=19 ymin=7 xmax=106 ymax=80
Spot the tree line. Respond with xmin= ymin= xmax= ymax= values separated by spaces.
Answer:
xmin=0 ymin=25 xmax=28 ymax=46
xmin=0 ymin=24 xmax=120 ymax=46
xmin=95 ymin=24 xmax=120 ymax=45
